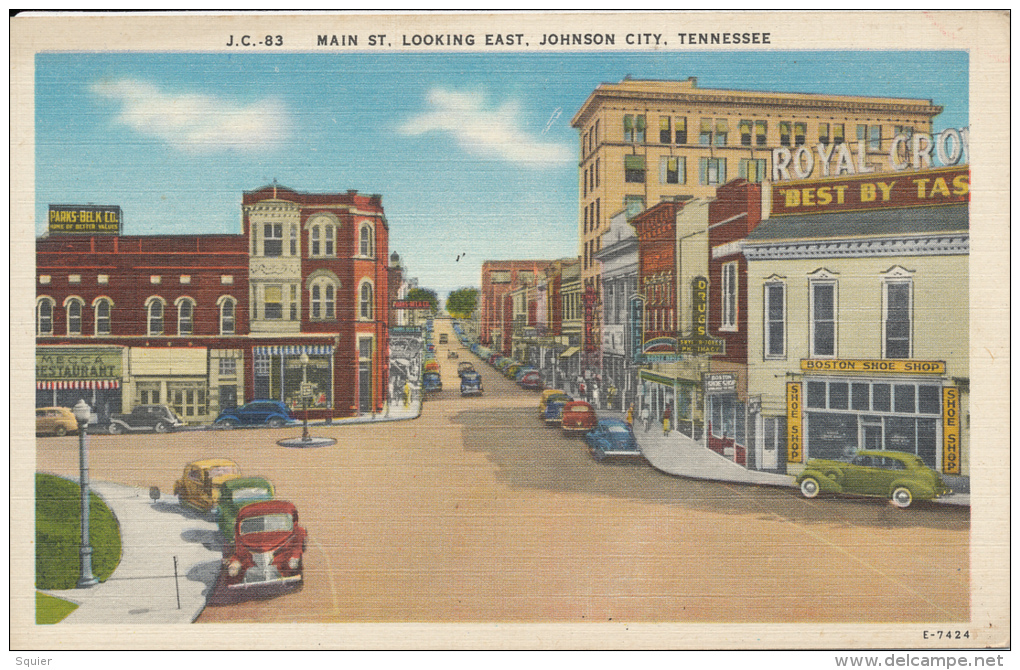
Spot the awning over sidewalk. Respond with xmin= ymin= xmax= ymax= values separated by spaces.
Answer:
xmin=37 ymin=380 xmax=120 ymax=390
xmin=560 ymin=347 xmax=580 ymax=358
xmin=254 ymin=345 xmax=333 ymax=356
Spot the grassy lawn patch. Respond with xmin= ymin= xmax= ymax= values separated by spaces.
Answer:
xmin=36 ymin=473 xmax=122 ymax=590
xmin=35 ymin=591 xmax=78 ymax=624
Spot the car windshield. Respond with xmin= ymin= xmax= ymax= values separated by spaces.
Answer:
xmin=239 ymin=513 xmax=293 ymax=535
xmin=231 ymin=487 xmax=270 ymax=501
xmin=208 ymin=465 xmax=239 ymax=478
xmin=607 ymin=425 xmax=630 ymax=434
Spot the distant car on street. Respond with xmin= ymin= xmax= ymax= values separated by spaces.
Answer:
xmin=214 ymin=400 xmax=296 ymax=429
xmin=457 ymin=362 xmax=476 ymax=377
xmin=423 ymin=371 xmax=443 ymax=393
xmin=795 ymin=449 xmax=952 ymax=508
xmin=460 ymin=371 xmax=483 ymax=396
xmin=517 ymin=370 xmax=544 ymax=390
xmin=216 ymin=476 xmax=276 ymax=538
xmin=584 ymin=418 xmax=644 ymax=462
xmin=108 ymin=404 xmax=184 ymax=435
xmin=222 ymin=500 xmax=307 ymax=590
xmin=35 ymin=407 xmax=79 ymax=437
xmin=561 ymin=401 xmax=597 ymax=434
xmin=174 ymin=459 xmax=242 ymax=514
xmin=438 ymin=333 xmax=448 ymax=344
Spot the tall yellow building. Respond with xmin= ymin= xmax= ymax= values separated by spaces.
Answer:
xmin=570 ymin=76 xmax=943 ymax=362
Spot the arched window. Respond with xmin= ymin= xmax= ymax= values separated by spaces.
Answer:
xmin=94 ymin=297 xmax=112 ymax=336
xmin=359 ymin=281 xmax=374 ymax=320
xmin=218 ymin=296 xmax=236 ymax=335
xmin=37 ymin=297 xmax=54 ymax=335
xmin=310 ymin=225 xmax=321 ymax=256
xmin=309 ymin=223 xmax=336 ymax=257
xmin=289 ymin=225 xmax=298 ymax=256
xmin=65 ymin=297 xmax=84 ymax=335
xmin=146 ymin=297 xmax=166 ymax=335
xmin=310 ymin=280 xmax=337 ymax=320
xmin=176 ymin=297 xmax=195 ymax=335
xmin=359 ymin=224 xmax=374 ymax=257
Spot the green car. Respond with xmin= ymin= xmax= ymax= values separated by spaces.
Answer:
xmin=795 ymin=450 xmax=952 ymax=508
xmin=215 ymin=476 xmax=276 ymax=538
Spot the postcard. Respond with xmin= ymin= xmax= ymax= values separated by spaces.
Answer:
xmin=10 ymin=10 xmax=1010 ymax=654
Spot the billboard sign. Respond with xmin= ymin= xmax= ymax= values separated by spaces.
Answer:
xmin=48 ymin=205 xmax=122 ymax=235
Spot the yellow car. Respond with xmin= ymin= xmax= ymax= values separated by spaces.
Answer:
xmin=173 ymin=459 xmax=242 ymax=514
xmin=538 ymin=389 xmax=570 ymax=418
xmin=36 ymin=407 xmax=79 ymax=437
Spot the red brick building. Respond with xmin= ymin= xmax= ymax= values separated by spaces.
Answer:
xmin=479 ymin=260 xmax=554 ymax=351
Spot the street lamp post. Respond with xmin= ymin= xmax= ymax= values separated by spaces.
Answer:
xmin=72 ymin=400 xmax=98 ymax=588
xmin=300 ymin=353 xmax=310 ymax=442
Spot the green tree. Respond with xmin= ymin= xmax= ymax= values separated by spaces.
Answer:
xmin=446 ymin=288 xmax=479 ymax=318
xmin=406 ymin=287 xmax=439 ymax=314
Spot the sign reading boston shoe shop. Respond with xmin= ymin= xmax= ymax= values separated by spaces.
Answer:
xmin=48 ymin=205 xmax=122 ymax=235
xmin=771 ymin=165 xmax=969 ymax=217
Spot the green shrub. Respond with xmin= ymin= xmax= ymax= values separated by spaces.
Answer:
xmin=35 ymin=473 xmax=122 ymax=590
xmin=36 ymin=591 xmax=78 ymax=624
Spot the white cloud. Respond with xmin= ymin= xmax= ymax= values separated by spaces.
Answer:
xmin=92 ymin=78 xmax=291 ymax=152
xmin=398 ymin=88 xmax=572 ymax=167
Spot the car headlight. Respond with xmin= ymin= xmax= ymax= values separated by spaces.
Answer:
xmin=227 ymin=559 xmax=242 ymax=577
xmin=288 ymin=557 xmax=301 ymax=570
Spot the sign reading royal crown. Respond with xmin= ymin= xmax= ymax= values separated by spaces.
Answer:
xmin=48 ymin=204 xmax=122 ymax=235
xmin=771 ymin=166 xmax=969 ymax=217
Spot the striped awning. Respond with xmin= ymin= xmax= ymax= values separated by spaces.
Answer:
xmin=37 ymin=380 xmax=120 ymax=390
xmin=254 ymin=345 xmax=333 ymax=356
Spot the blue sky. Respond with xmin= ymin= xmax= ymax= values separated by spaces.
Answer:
xmin=35 ymin=50 xmax=968 ymax=300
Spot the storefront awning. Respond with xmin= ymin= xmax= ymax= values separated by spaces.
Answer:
xmin=560 ymin=347 xmax=580 ymax=358
xmin=37 ymin=380 xmax=120 ymax=390
xmin=254 ymin=345 xmax=334 ymax=356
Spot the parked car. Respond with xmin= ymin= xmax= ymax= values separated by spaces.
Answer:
xmin=457 ymin=362 xmax=476 ymax=377
xmin=424 ymin=360 xmax=441 ymax=373
xmin=438 ymin=333 xmax=449 ymax=344
xmin=513 ymin=367 xmax=537 ymax=381
xmin=517 ymin=371 xmax=544 ymax=390
xmin=222 ymin=500 xmax=307 ymax=589
xmin=35 ymin=407 xmax=78 ymax=437
xmin=460 ymin=371 xmax=483 ymax=396
xmin=174 ymin=459 xmax=242 ymax=514
xmin=216 ymin=476 xmax=276 ymax=538
xmin=538 ymin=389 xmax=568 ymax=417
xmin=795 ymin=450 xmax=953 ymax=508
xmin=108 ymin=404 xmax=184 ymax=435
xmin=214 ymin=400 xmax=296 ymax=429
xmin=542 ymin=393 xmax=573 ymax=425
xmin=561 ymin=401 xmax=597 ymax=434
xmin=504 ymin=364 xmax=524 ymax=379
xmin=585 ymin=419 xmax=644 ymax=462
xmin=487 ymin=353 xmax=502 ymax=365
xmin=423 ymin=371 xmax=443 ymax=393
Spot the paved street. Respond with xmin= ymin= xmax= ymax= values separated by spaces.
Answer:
xmin=35 ymin=325 xmax=969 ymax=624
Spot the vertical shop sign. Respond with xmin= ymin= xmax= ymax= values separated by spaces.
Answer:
xmin=786 ymin=382 xmax=803 ymax=463
xmin=942 ymin=386 xmax=961 ymax=475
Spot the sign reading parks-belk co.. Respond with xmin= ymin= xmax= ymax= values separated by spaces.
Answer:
xmin=48 ymin=204 xmax=122 ymax=235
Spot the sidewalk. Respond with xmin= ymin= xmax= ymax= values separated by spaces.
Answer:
xmin=39 ymin=481 xmax=223 ymax=624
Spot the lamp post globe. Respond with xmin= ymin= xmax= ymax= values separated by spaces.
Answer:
xmin=72 ymin=399 xmax=98 ymax=588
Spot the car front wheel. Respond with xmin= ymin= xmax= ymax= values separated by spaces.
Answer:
xmin=891 ymin=486 xmax=913 ymax=508
xmin=108 ymin=422 xmax=124 ymax=435
xmin=154 ymin=421 xmax=169 ymax=434
xmin=268 ymin=417 xmax=285 ymax=428
xmin=799 ymin=477 xmax=821 ymax=499
xmin=53 ymin=425 xmax=67 ymax=437
xmin=218 ymin=419 xmax=237 ymax=429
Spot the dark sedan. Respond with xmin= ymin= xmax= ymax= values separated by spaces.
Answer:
xmin=584 ymin=418 xmax=644 ymax=461
xmin=214 ymin=401 xmax=297 ymax=429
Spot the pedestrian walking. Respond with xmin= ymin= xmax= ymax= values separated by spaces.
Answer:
xmin=662 ymin=407 xmax=672 ymax=436
xmin=607 ymin=385 xmax=618 ymax=410
xmin=641 ymin=404 xmax=650 ymax=432
xmin=592 ymin=385 xmax=600 ymax=410
xmin=626 ymin=404 xmax=634 ymax=429
xmin=403 ymin=380 xmax=411 ymax=408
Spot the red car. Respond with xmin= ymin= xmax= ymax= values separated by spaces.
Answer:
xmin=561 ymin=401 xmax=597 ymax=434
xmin=517 ymin=371 xmax=544 ymax=390
xmin=222 ymin=500 xmax=307 ymax=589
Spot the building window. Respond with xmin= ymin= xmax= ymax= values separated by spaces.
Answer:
xmin=219 ymin=297 xmax=236 ymax=334
xmin=779 ymin=121 xmax=791 ymax=147
xmin=794 ymin=122 xmax=807 ymax=146
xmin=833 ymin=123 xmax=845 ymax=144
xmin=699 ymin=157 xmax=727 ymax=186
xmin=221 ymin=275 xmax=234 ymax=285
xmin=149 ymin=275 xmax=160 ymax=285
xmin=659 ymin=116 xmax=671 ymax=144
xmin=739 ymin=158 xmax=767 ymax=183
xmin=739 ymin=119 xmax=752 ymax=146
xmin=264 ymin=285 xmax=283 ymax=320
xmin=310 ymin=280 xmax=337 ymax=320
xmin=63 ymin=298 xmax=83 ymax=335
xmin=219 ymin=358 xmax=237 ymax=376
xmin=764 ymin=282 xmax=785 ymax=358
xmin=359 ymin=281 xmax=374 ymax=320
xmin=660 ymin=156 xmax=685 ymax=184
xmin=623 ymin=195 xmax=645 ymax=220
xmin=624 ymin=154 xmax=646 ymax=183
xmin=893 ymin=125 xmax=914 ymax=139
xmin=311 ymin=225 xmax=321 ymax=256
xmin=810 ymin=281 xmax=837 ymax=357
xmin=623 ymin=114 xmax=645 ymax=143
xmin=177 ymin=298 xmax=195 ymax=335
xmin=869 ymin=125 xmax=882 ymax=150
xmin=94 ymin=298 xmax=112 ymax=335
xmin=818 ymin=123 xmax=830 ymax=145
xmin=359 ymin=224 xmax=374 ymax=257
xmin=290 ymin=285 xmax=298 ymax=321
xmin=39 ymin=275 xmax=51 ymax=285
xmin=146 ymin=298 xmax=165 ymax=335
xmin=714 ymin=119 xmax=729 ymax=146
xmin=699 ymin=118 xmax=713 ymax=145
xmin=856 ymin=124 xmax=868 ymax=147
xmin=180 ymin=275 xmax=191 ymax=285
xmin=675 ymin=116 xmax=687 ymax=144
xmin=169 ymin=383 xmax=207 ymax=419
xmin=69 ymin=274 xmax=81 ymax=284
xmin=263 ymin=223 xmax=283 ymax=257
xmin=290 ymin=226 xmax=298 ymax=256
xmin=884 ymin=281 xmax=912 ymax=359
xmin=755 ymin=120 xmax=767 ymax=147
xmin=721 ymin=262 xmax=738 ymax=331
